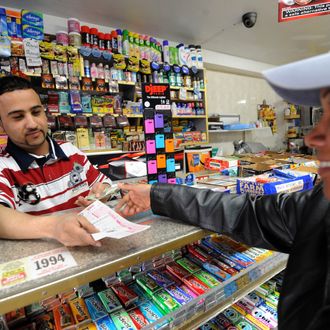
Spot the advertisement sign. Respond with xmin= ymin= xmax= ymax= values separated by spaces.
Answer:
xmin=141 ymin=83 xmax=171 ymax=110
xmin=278 ymin=0 xmax=330 ymax=22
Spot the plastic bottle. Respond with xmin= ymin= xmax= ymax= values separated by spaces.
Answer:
xmin=196 ymin=45 xmax=203 ymax=69
xmin=97 ymin=63 xmax=105 ymax=79
xmin=90 ymin=63 xmax=98 ymax=79
xmin=116 ymin=29 xmax=122 ymax=54
xmin=104 ymin=33 xmax=111 ymax=51
xmin=162 ymin=40 xmax=170 ymax=64
xmin=189 ymin=45 xmax=196 ymax=67
xmin=122 ymin=29 xmax=129 ymax=56
xmin=98 ymin=32 xmax=105 ymax=50
xmin=177 ymin=43 xmax=186 ymax=66
xmin=144 ymin=36 xmax=151 ymax=61
xmin=169 ymin=70 xmax=176 ymax=86
xmin=128 ymin=32 xmax=135 ymax=57
xmin=104 ymin=64 xmax=111 ymax=81
xmin=111 ymin=30 xmax=118 ymax=54
xmin=139 ymin=35 xmax=144 ymax=59
xmin=134 ymin=33 xmax=140 ymax=59
xmin=84 ymin=59 xmax=90 ymax=77
xmin=80 ymin=26 xmax=90 ymax=47
xmin=156 ymin=42 xmax=162 ymax=62
xmin=90 ymin=28 xmax=98 ymax=48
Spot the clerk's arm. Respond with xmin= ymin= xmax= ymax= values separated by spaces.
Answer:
xmin=0 ymin=205 xmax=101 ymax=247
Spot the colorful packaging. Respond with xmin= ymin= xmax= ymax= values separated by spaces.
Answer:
xmin=53 ymin=303 xmax=75 ymax=329
xmin=0 ymin=8 xmax=7 ymax=36
xmin=95 ymin=316 xmax=117 ymax=330
xmin=176 ymin=257 xmax=201 ymax=274
xmin=21 ymin=10 xmax=43 ymax=27
xmin=194 ymin=270 xmax=220 ymax=288
xmin=202 ymin=262 xmax=231 ymax=281
xmin=97 ymin=288 xmax=122 ymax=313
xmin=85 ymin=294 xmax=108 ymax=321
xmin=128 ymin=308 xmax=149 ymax=329
xmin=165 ymin=261 xmax=190 ymax=279
xmin=22 ymin=25 xmax=44 ymax=40
xmin=152 ymin=289 xmax=181 ymax=313
xmin=110 ymin=309 xmax=137 ymax=330
xmin=6 ymin=10 xmax=21 ymax=38
xmin=136 ymin=273 xmax=161 ymax=295
xmin=127 ymin=282 xmax=150 ymax=303
xmin=77 ymin=322 xmax=97 ymax=330
xmin=182 ymin=275 xmax=209 ymax=295
xmin=164 ymin=284 xmax=193 ymax=305
xmin=111 ymin=282 xmax=139 ymax=307
xmin=138 ymin=301 xmax=167 ymax=328
xmin=147 ymin=270 xmax=174 ymax=288
xmin=69 ymin=297 xmax=90 ymax=324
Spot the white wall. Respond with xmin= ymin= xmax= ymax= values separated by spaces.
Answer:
xmin=206 ymin=69 xmax=287 ymax=151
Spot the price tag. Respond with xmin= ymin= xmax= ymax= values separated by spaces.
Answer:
xmin=0 ymin=248 xmax=77 ymax=289
xmin=28 ymin=247 xmax=77 ymax=279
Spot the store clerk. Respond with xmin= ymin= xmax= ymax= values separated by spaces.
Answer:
xmin=116 ymin=52 xmax=330 ymax=330
xmin=0 ymin=76 xmax=111 ymax=247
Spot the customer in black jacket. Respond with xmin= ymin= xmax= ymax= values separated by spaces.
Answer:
xmin=116 ymin=52 xmax=330 ymax=329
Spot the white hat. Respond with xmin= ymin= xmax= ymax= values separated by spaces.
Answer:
xmin=263 ymin=52 xmax=330 ymax=106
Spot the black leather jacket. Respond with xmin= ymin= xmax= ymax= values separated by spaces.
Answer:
xmin=150 ymin=183 xmax=330 ymax=330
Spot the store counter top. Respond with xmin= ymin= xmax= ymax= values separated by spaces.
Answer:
xmin=0 ymin=212 xmax=210 ymax=314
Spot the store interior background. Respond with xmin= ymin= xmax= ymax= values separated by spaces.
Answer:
xmin=3 ymin=0 xmax=330 ymax=152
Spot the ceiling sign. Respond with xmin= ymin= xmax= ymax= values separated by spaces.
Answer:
xmin=278 ymin=0 xmax=330 ymax=22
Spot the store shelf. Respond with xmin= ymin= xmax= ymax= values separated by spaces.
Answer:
xmin=284 ymin=115 xmax=300 ymax=120
xmin=175 ymin=141 xmax=209 ymax=149
xmin=118 ymin=81 xmax=136 ymax=86
xmin=146 ymin=252 xmax=288 ymax=330
xmin=176 ymin=256 xmax=287 ymax=330
xmin=170 ymin=86 xmax=206 ymax=92
xmin=0 ymin=214 xmax=210 ymax=314
xmin=171 ymin=99 xmax=203 ymax=102
xmin=173 ymin=115 xmax=207 ymax=119
xmin=126 ymin=114 xmax=143 ymax=118
xmin=84 ymin=149 xmax=123 ymax=156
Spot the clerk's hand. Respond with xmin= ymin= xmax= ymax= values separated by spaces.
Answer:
xmin=75 ymin=182 xmax=110 ymax=207
xmin=49 ymin=213 xmax=101 ymax=247
xmin=116 ymin=183 xmax=151 ymax=217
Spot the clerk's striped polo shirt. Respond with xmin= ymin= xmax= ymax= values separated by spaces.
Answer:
xmin=0 ymin=137 xmax=112 ymax=215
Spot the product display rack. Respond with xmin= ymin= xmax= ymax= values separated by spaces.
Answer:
xmin=0 ymin=212 xmax=287 ymax=330
xmin=0 ymin=214 xmax=209 ymax=315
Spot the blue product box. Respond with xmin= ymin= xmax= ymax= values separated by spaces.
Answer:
xmin=21 ymin=10 xmax=43 ymax=28
xmin=22 ymin=25 xmax=44 ymax=40
xmin=0 ymin=8 xmax=7 ymax=36
xmin=236 ymin=169 xmax=314 ymax=195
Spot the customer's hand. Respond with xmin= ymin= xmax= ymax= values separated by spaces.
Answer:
xmin=116 ymin=183 xmax=151 ymax=217
xmin=76 ymin=182 xmax=110 ymax=207
xmin=49 ymin=213 xmax=101 ymax=247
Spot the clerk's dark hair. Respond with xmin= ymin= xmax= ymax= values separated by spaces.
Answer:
xmin=0 ymin=76 xmax=34 ymax=96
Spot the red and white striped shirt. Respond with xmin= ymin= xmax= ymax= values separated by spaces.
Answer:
xmin=0 ymin=138 xmax=112 ymax=215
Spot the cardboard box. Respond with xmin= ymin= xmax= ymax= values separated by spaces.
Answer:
xmin=205 ymin=156 xmax=239 ymax=171
xmin=237 ymin=169 xmax=314 ymax=196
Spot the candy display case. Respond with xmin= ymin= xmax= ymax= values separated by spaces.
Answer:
xmin=0 ymin=211 xmax=287 ymax=329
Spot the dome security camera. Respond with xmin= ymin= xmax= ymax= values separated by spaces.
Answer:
xmin=242 ymin=12 xmax=257 ymax=28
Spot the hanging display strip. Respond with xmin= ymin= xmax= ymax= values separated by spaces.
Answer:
xmin=142 ymin=83 xmax=176 ymax=184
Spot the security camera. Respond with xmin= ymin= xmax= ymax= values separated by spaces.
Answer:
xmin=242 ymin=12 xmax=257 ymax=28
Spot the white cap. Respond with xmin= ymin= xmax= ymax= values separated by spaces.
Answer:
xmin=263 ymin=52 xmax=330 ymax=106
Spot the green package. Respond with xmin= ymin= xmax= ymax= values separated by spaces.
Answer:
xmin=176 ymin=257 xmax=201 ymax=274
